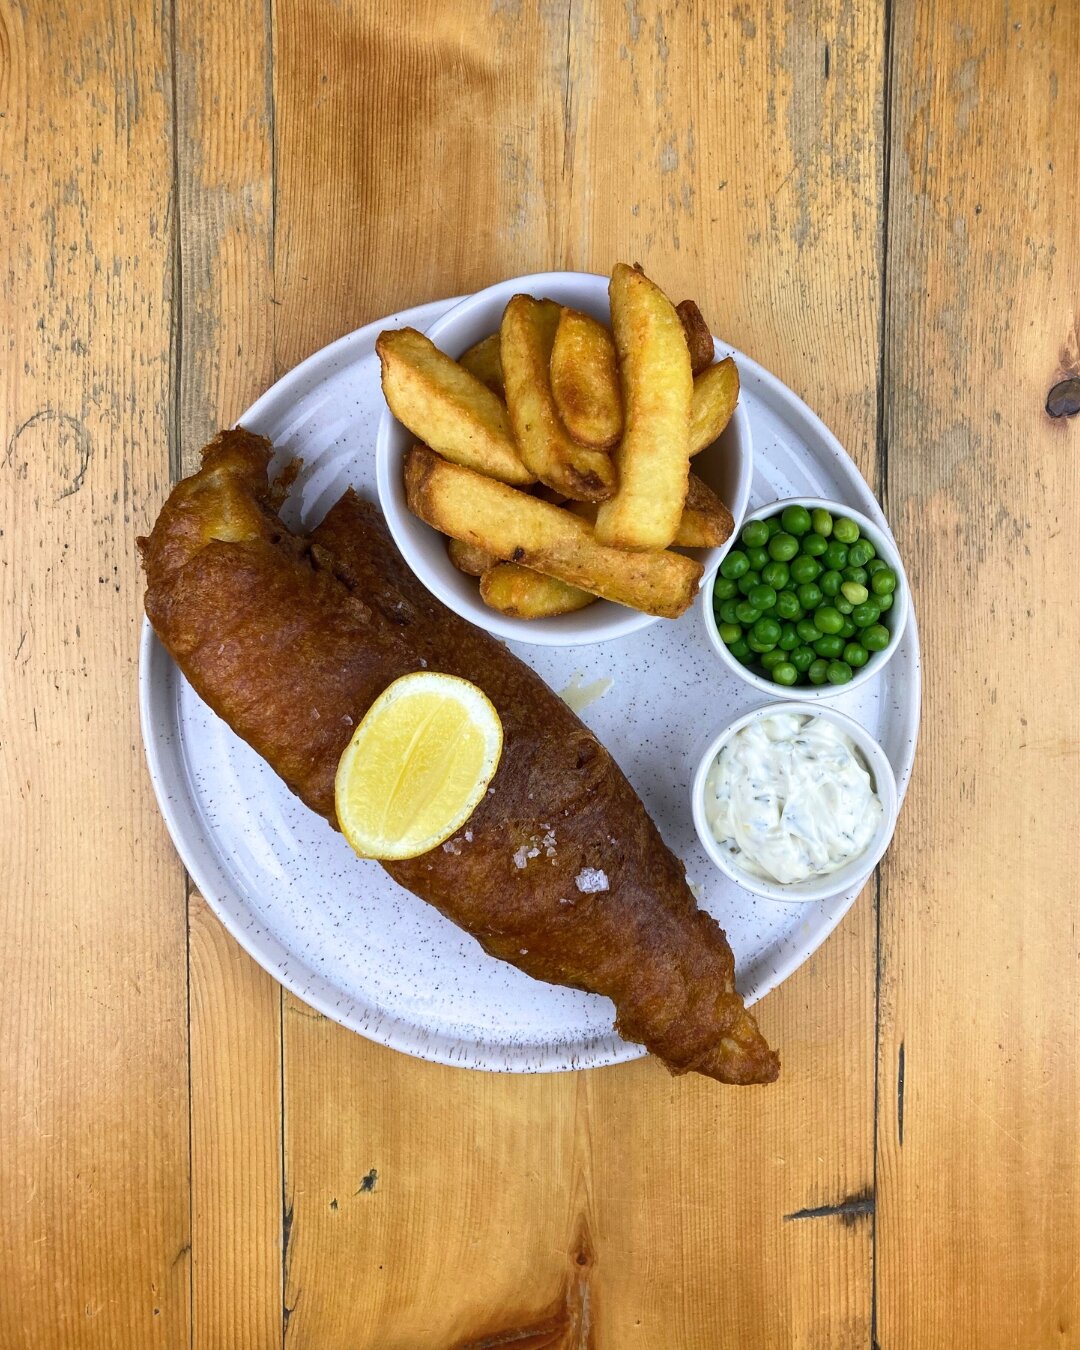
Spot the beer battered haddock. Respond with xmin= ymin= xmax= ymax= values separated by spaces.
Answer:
xmin=138 ymin=429 xmax=778 ymax=1085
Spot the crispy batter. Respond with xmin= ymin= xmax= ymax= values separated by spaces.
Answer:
xmin=139 ymin=430 xmax=778 ymax=1085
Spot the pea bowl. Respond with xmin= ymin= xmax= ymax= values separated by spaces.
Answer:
xmin=701 ymin=497 xmax=910 ymax=699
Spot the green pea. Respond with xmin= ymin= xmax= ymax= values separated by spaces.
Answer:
xmin=866 ymin=557 xmax=889 ymax=577
xmin=789 ymin=555 xmax=821 ymax=585
xmin=718 ymin=599 xmax=741 ymax=625
xmin=747 ymin=634 xmax=776 ymax=654
xmin=851 ymin=600 xmax=881 ymax=628
xmin=790 ymin=645 xmax=816 ymax=673
xmin=796 ymin=618 xmax=822 ymax=643
xmin=713 ymin=575 xmax=739 ymax=600
xmin=718 ymin=622 xmax=742 ymax=645
xmin=863 ymin=624 xmax=891 ymax=651
xmin=747 ymin=583 xmax=776 ymax=611
xmin=768 ymin=532 xmax=799 ymax=562
xmin=781 ymin=504 xmax=812 ymax=536
xmin=844 ymin=642 xmax=869 ymax=668
xmin=815 ymin=605 xmax=843 ymax=634
xmin=833 ymin=517 xmax=860 ymax=544
xmin=802 ymin=532 xmax=828 ymax=557
xmin=765 ymin=515 xmax=782 ymax=537
xmin=760 ymin=649 xmax=786 ymax=670
xmin=772 ymin=661 xmax=799 ymax=687
xmin=738 ymin=647 xmax=758 ymax=666
xmin=808 ymin=658 xmax=830 ymax=685
xmin=778 ymin=623 xmax=800 ymax=652
xmin=775 ymin=590 xmax=802 ymax=620
xmin=835 ymin=597 xmax=854 ymax=615
xmin=734 ymin=601 xmax=761 ymax=625
xmin=752 ymin=615 xmax=781 ymax=646
xmin=841 ymin=581 xmax=869 ymax=604
xmin=796 ymin=582 xmax=823 ymax=610
xmin=720 ymin=549 xmax=749 ymax=579
xmin=810 ymin=508 xmax=833 ymax=537
xmin=842 ymin=565 xmax=868 ymax=585
xmin=827 ymin=660 xmax=853 ymax=685
xmin=819 ymin=569 xmax=842 ymax=597
xmin=746 ymin=545 xmax=770 ymax=571
xmin=814 ymin=634 xmax=844 ymax=658
xmin=761 ymin=560 xmax=789 ymax=589
xmin=876 ymin=591 xmax=894 ymax=613
xmin=871 ymin=567 xmax=897 ymax=596
xmin=838 ymin=618 xmax=857 ymax=639
xmin=848 ymin=538 xmax=876 ymax=567
xmin=741 ymin=518 xmax=769 ymax=548
xmin=822 ymin=541 xmax=849 ymax=570
xmin=737 ymin=570 xmax=762 ymax=596
xmin=729 ymin=638 xmax=751 ymax=661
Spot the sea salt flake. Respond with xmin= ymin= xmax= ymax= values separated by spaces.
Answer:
xmin=442 ymin=839 xmax=461 ymax=855
xmin=575 ymin=868 xmax=609 ymax=894
xmin=512 ymin=845 xmax=529 ymax=870
xmin=464 ymin=829 xmax=473 ymax=843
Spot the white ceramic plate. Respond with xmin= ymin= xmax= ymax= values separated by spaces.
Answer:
xmin=140 ymin=297 xmax=921 ymax=1072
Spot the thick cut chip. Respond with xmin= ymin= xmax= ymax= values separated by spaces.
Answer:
xmin=549 ymin=307 xmax=622 ymax=448
xmin=672 ymin=475 xmax=735 ymax=548
xmin=334 ymin=672 xmax=503 ymax=860
xmin=689 ymin=356 xmax=740 ymax=457
xmin=570 ymin=475 xmax=731 ymax=548
xmin=405 ymin=446 xmax=702 ymax=618
xmin=447 ymin=537 xmax=498 ymax=576
xmin=500 ymin=295 xmax=618 ymax=502
xmin=593 ymin=264 xmax=693 ymax=551
xmin=480 ymin=563 xmax=595 ymax=618
xmin=458 ymin=332 xmax=504 ymax=397
xmin=377 ymin=327 xmax=533 ymax=485
xmin=677 ymin=299 xmax=715 ymax=376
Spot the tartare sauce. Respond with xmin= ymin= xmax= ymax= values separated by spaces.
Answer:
xmin=703 ymin=713 xmax=882 ymax=885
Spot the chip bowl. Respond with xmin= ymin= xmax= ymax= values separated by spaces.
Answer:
xmin=375 ymin=270 xmax=753 ymax=646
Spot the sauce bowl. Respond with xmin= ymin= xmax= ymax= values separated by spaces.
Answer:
xmin=691 ymin=700 xmax=899 ymax=903
xmin=701 ymin=496 xmax=910 ymax=698
xmin=376 ymin=270 xmax=753 ymax=647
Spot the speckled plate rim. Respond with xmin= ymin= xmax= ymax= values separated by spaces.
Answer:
xmin=139 ymin=296 xmax=921 ymax=1073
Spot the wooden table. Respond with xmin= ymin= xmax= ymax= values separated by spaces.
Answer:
xmin=3 ymin=3 xmax=1077 ymax=1346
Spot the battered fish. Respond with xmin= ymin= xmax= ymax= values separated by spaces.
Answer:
xmin=139 ymin=430 xmax=779 ymax=1084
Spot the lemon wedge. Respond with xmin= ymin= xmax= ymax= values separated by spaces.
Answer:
xmin=334 ymin=672 xmax=503 ymax=860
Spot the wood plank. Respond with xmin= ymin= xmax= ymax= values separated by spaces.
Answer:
xmin=879 ymin=3 xmax=1080 ymax=1346
xmin=171 ymin=2 xmax=284 ymax=1344
xmin=189 ymin=895 xmax=283 ymax=1349
xmin=0 ymin=2 xmax=190 ymax=1344
xmin=272 ymin=2 xmax=886 ymax=1346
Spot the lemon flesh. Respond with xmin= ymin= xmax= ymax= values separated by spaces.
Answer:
xmin=334 ymin=672 xmax=503 ymax=860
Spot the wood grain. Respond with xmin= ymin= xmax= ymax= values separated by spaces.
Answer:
xmin=0 ymin=2 xmax=190 ymax=1345
xmin=171 ymin=2 xmax=285 ymax=1344
xmin=273 ymin=3 xmax=884 ymax=1345
xmin=7 ymin=0 xmax=1074 ymax=1343
xmin=878 ymin=4 xmax=1080 ymax=1346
